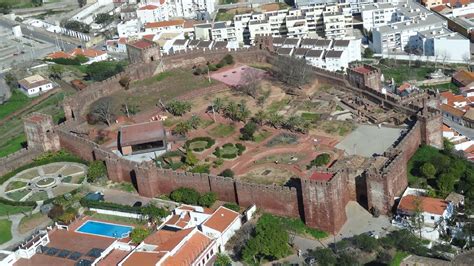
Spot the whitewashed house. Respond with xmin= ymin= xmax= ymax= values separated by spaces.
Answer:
xmin=18 ymin=75 xmax=54 ymax=97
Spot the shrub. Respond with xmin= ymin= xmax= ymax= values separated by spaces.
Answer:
xmin=193 ymin=68 xmax=202 ymax=75
xmin=220 ymin=169 xmax=234 ymax=178
xmin=48 ymin=205 xmax=64 ymax=221
xmin=166 ymin=100 xmax=192 ymax=116
xmin=216 ymin=62 xmax=224 ymax=68
xmin=221 ymin=153 xmax=238 ymax=159
xmin=87 ymin=160 xmax=107 ymax=182
xmin=170 ymin=187 xmax=200 ymax=205
xmin=57 ymin=207 xmax=77 ymax=224
xmin=190 ymin=164 xmax=210 ymax=174
xmin=236 ymin=143 xmax=246 ymax=155
xmin=130 ymin=227 xmax=150 ymax=244
xmin=208 ymin=64 xmax=218 ymax=71
xmin=307 ymin=153 xmax=331 ymax=169
xmin=223 ymin=203 xmax=240 ymax=212
xmin=222 ymin=54 xmax=234 ymax=65
xmin=198 ymin=192 xmax=217 ymax=207
xmin=213 ymin=147 xmax=221 ymax=157
xmin=240 ymin=122 xmax=257 ymax=141
xmin=0 ymin=197 xmax=36 ymax=207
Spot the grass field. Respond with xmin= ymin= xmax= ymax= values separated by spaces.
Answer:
xmin=261 ymin=214 xmax=328 ymax=239
xmin=6 ymin=189 xmax=30 ymax=201
xmin=19 ymin=212 xmax=51 ymax=234
xmin=208 ymin=123 xmax=235 ymax=138
xmin=390 ymin=251 xmax=409 ymax=266
xmin=5 ymin=181 xmax=27 ymax=192
xmin=91 ymin=213 xmax=146 ymax=225
xmin=0 ymin=219 xmax=12 ymax=244
xmin=0 ymin=134 xmax=26 ymax=158
xmin=0 ymin=202 xmax=33 ymax=216
xmin=420 ymin=82 xmax=460 ymax=94
xmin=379 ymin=64 xmax=435 ymax=84
xmin=254 ymin=130 xmax=272 ymax=143
xmin=0 ymin=90 xmax=31 ymax=121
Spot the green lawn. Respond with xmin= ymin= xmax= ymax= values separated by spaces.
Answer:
xmin=420 ymin=82 xmax=460 ymax=94
xmin=301 ymin=112 xmax=320 ymax=122
xmin=6 ymin=189 xmax=30 ymax=201
xmin=254 ymin=130 xmax=272 ymax=143
xmin=132 ymin=71 xmax=172 ymax=87
xmin=267 ymin=99 xmax=290 ymax=113
xmin=261 ymin=214 xmax=328 ymax=239
xmin=0 ymin=219 xmax=12 ymax=244
xmin=215 ymin=10 xmax=234 ymax=21
xmin=208 ymin=123 xmax=235 ymax=138
xmin=380 ymin=65 xmax=435 ymax=84
xmin=189 ymin=141 xmax=208 ymax=150
xmin=390 ymin=251 xmax=409 ymax=266
xmin=111 ymin=182 xmax=137 ymax=193
xmin=5 ymin=181 xmax=27 ymax=192
xmin=0 ymin=134 xmax=26 ymax=158
xmin=28 ymin=191 xmax=49 ymax=202
xmin=0 ymin=89 xmax=31 ymax=121
xmin=0 ymin=202 xmax=33 ymax=216
xmin=220 ymin=145 xmax=238 ymax=156
xmin=91 ymin=213 xmax=145 ymax=225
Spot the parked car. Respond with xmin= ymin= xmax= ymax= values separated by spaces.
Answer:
xmin=304 ymin=256 xmax=317 ymax=265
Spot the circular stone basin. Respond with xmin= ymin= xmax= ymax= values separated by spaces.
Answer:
xmin=35 ymin=177 xmax=56 ymax=188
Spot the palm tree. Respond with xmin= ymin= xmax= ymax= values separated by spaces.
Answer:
xmin=174 ymin=121 xmax=191 ymax=136
xmin=237 ymin=100 xmax=251 ymax=122
xmin=268 ymin=113 xmax=284 ymax=128
xmin=252 ymin=110 xmax=267 ymax=126
xmin=188 ymin=115 xmax=201 ymax=129
xmin=212 ymin=98 xmax=224 ymax=113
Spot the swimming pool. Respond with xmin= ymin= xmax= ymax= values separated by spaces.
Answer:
xmin=76 ymin=220 xmax=133 ymax=239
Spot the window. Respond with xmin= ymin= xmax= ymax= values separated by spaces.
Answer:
xmin=210 ymin=249 xmax=214 ymax=256
xmin=202 ymin=258 xmax=205 ymax=264
xmin=431 ymin=216 xmax=435 ymax=220
xmin=207 ymin=254 xmax=209 ymax=259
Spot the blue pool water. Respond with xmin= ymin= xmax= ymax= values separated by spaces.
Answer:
xmin=76 ymin=220 xmax=133 ymax=238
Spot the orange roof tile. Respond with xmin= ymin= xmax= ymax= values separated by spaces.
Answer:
xmin=441 ymin=104 xmax=465 ymax=117
xmin=399 ymin=195 xmax=449 ymax=215
xmin=70 ymin=48 xmax=106 ymax=58
xmin=138 ymin=4 xmax=159 ymax=10
xmin=440 ymin=91 xmax=467 ymax=105
xmin=161 ymin=231 xmax=213 ymax=266
xmin=143 ymin=34 xmax=155 ymax=40
xmin=431 ymin=5 xmax=448 ymax=13
xmin=153 ymin=228 xmax=194 ymax=251
xmin=453 ymin=70 xmax=474 ymax=86
xmin=46 ymin=51 xmax=72 ymax=59
xmin=144 ymin=228 xmax=177 ymax=246
xmin=145 ymin=19 xmax=185 ymax=28
xmin=165 ymin=214 xmax=190 ymax=228
xmin=97 ymin=249 xmax=130 ymax=266
xmin=122 ymin=251 xmax=166 ymax=266
xmin=129 ymin=39 xmax=156 ymax=49
xmin=202 ymin=206 xmax=239 ymax=233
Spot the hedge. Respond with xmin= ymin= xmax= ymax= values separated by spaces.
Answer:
xmin=0 ymin=197 xmax=37 ymax=208
xmin=236 ymin=143 xmax=246 ymax=155
xmin=80 ymin=198 xmax=144 ymax=214
xmin=0 ymin=150 xmax=87 ymax=185
xmin=43 ymin=187 xmax=82 ymax=205
xmin=185 ymin=137 xmax=215 ymax=152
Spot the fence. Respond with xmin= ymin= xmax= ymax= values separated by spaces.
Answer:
xmin=89 ymin=208 xmax=145 ymax=220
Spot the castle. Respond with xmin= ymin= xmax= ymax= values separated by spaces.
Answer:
xmin=3 ymin=44 xmax=443 ymax=234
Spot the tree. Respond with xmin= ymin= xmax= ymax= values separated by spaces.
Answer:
xmin=270 ymin=55 xmax=311 ymax=88
xmin=283 ymin=116 xmax=309 ymax=133
xmin=214 ymin=253 xmax=232 ymax=266
xmin=188 ymin=115 xmax=201 ymax=129
xmin=252 ymin=110 xmax=267 ymax=126
xmin=130 ymin=227 xmax=150 ymax=244
xmin=185 ymin=149 xmax=198 ymax=166
xmin=170 ymin=187 xmax=200 ymax=205
xmin=363 ymin=48 xmax=374 ymax=58
xmin=443 ymin=138 xmax=455 ymax=154
xmin=94 ymin=13 xmax=114 ymax=25
xmin=77 ymin=0 xmax=87 ymax=7
xmin=49 ymin=65 xmax=64 ymax=79
xmin=121 ymin=102 xmax=139 ymax=117
xmin=307 ymin=248 xmax=336 ymax=266
xmin=219 ymin=169 xmax=234 ymax=178
xmin=90 ymin=97 xmax=115 ymax=126
xmin=223 ymin=203 xmax=240 ymax=212
xmin=411 ymin=196 xmax=424 ymax=238
xmin=438 ymin=173 xmax=456 ymax=196
xmin=86 ymin=61 xmax=125 ymax=81
xmin=238 ymin=70 xmax=261 ymax=98
xmin=198 ymin=192 xmax=217 ymax=207
xmin=267 ymin=113 xmax=284 ymax=128
xmin=241 ymin=121 xmax=257 ymax=141
xmin=212 ymin=98 xmax=224 ymax=113
xmin=0 ymin=2 xmax=11 ymax=14
xmin=352 ymin=234 xmax=378 ymax=252
xmin=87 ymin=160 xmax=107 ymax=182
xmin=224 ymin=100 xmax=250 ymax=122
xmin=142 ymin=204 xmax=168 ymax=224
xmin=166 ymin=100 xmax=192 ymax=116
xmin=308 ymin=153 xmax=331 ymax=169
xmin=119 ymin=76 xmax=131 ymax=90
xmin=242 ymin=214 xmax=291 ymax=264
xmin=420 ymin=162 xmax=436 ymax=179
xmin=63 ymin=20 xmax=90 ymax=33
xmin=174 ymin=121 xmax=191 ymax=136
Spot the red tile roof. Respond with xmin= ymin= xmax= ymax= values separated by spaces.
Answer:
xmin=138 ymin=4 xmax=159 ymax=10
xmin=70 ymin=48 xmax=106 ymax=58
xmin=202 ymin=206 xmax=239 ymax=233
xmin=161 ymin=231 xmax=212 ymax=266
xmin=145 ymin=19 xmax=185 ymax=28
xmin=120 ymin=121 xmax=165 ymax=147
xmin=441 ymin=104 xmax=466 ymax=117
xmin=46 ymin=51 xmax=72 ymax=59
xmin=309 ymin=172 xmax=333 ymax=181
xmin=122 ymin=251 xmax=166 ymax=266
xmin=352 ymin=66 xmax=371 ymax=74
xmin=431 ymin=5 xmax=448 ymax=13
xmin=398 ymin=195 xmax=449 ymax=215
xmin=129 ymin=39 xmax=156 ymax=49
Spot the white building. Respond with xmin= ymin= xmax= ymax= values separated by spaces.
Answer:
xmin=201 ymin=206 xmax=242 ymax=248
xmin=361 ymin=2 xmax=398 ymax=31
xmin=144 ymin=19 xmax=185 ymax=34
xmin=18 ymin=75 xmax=54 ymax=97
xmin=136 ymin=4 xmax=169 ymax=24
xmin=106 ymin=37 xmax=128 ymax=53
xmin=69 ymin=48 xmax=108 ymax=64
xmin=117 ymin=19 xmax=140 ymax=37
xmin=170 ymin=0 xmax=216 ymax=19
xmin=397 ymin=194 xmax=454 ymax=227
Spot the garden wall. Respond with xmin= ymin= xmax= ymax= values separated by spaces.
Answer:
xmin=0 ymin=148 xmax=41 ymax=178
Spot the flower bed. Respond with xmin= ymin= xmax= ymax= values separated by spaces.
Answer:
xmin=185 ymin=137 xmax=215 ymax=152
xmin=213 ymin=143 xmax=246 ymax=159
